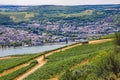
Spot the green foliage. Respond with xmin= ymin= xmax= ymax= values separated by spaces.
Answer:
xmin=102 ymin=34 xmax=115 ymax=39
xmin=59 ymin=47 xmax=120 ymax=80
xmin=59 ymin=70 xmax=75 ymax=80
xmin=59 ymin=34 xmax=120 ymax=80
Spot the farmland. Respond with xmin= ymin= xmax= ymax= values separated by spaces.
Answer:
xmin=0 ymin=60 xmax=38 ymax=80
xmin=0 ymin=53 xmax=43 ymax=73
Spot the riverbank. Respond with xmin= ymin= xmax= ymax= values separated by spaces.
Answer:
xmin=0 ymin=39 xmax=112 ymax=58
xmin=0 ymin=42 xmax=75 ymax=57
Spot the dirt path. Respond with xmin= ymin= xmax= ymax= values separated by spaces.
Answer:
xmin=89 ymin=39 xmax=112 ymax=44
xmin=14 ymin=60 xmax=46 ymax=80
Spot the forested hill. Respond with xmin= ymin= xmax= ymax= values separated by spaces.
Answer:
xmin=29 ymin=5 xmax=120 ymax=26
xmin=0 ymin=4 xmax=120 ymax=24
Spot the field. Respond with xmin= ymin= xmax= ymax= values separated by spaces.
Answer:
xmin=0 ymin=60 xmax=38 ymax=80
xmin=0 ymin=12 xmax=34 ymax=22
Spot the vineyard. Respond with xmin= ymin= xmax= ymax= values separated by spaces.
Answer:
xmin=24 ymin=41 xmax=113 ymax=80
xmin=0 ymin=39 xmax=119 ymax=80
xmin=0 ymin=60 xmax=38 ymax=80
xmin=0 ymin=53 xmax=43 ymax=73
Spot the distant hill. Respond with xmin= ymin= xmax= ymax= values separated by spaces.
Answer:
xmin=0 ymin=4 xmax=120 ymax=25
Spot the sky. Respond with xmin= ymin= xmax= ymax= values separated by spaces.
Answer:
xmin=0 ymin=0 xmax=120 ymax=5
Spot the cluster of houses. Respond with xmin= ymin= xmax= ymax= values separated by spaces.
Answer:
xmin=0 ymin=27 xmax=43 ymax=46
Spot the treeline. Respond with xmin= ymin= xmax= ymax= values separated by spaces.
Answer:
xmin=0 ymin=39 xmax=32 ymax=48
xmin=0 ymin=42 xmax=22 ymax=48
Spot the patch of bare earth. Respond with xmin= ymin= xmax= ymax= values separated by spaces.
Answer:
xmin=89 ymin=39 xmax=112 ymax=44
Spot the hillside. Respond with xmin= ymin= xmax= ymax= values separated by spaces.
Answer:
xmin=1 ymin=39 xmax=120 ymax=80
xmin=0 ymin=5 xmax=120 ymax=25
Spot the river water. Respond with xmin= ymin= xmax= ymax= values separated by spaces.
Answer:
xmin=0 ymin=43 xmax=74 ymax=57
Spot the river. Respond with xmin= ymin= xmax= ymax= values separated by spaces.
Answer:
xmin=0 ymin=42 xmax=74 ymax=57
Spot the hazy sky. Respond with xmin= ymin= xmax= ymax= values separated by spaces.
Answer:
xmin=0 ymin=0 xmax=120 ymax=5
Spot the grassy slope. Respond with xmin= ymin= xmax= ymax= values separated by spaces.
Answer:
xmin=24 ymin=41 xmax=113 ymax=80
xmin=59 ymin=43 xmax=120 ymax=79
xmin=0 ymin=60 xmax=38 ymax=80
xmin=0 ymin=53 xmax=42 ymax=73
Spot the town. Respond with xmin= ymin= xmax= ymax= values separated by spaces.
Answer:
xmin=0 ymin=19 xmax=119 ymax=47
